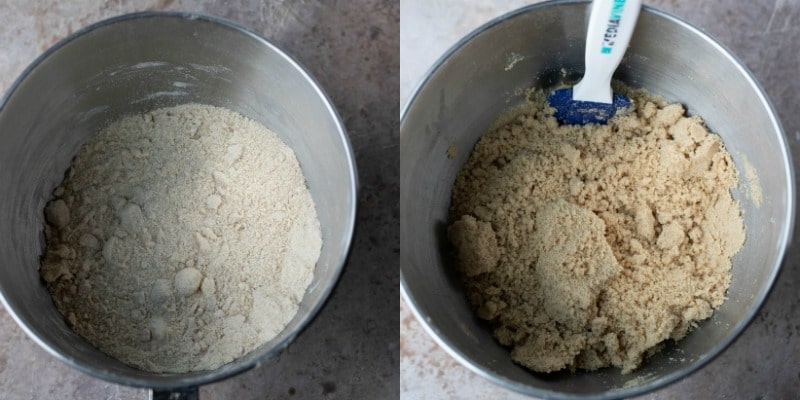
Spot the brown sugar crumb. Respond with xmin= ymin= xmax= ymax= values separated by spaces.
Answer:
xmin=449 ymin=88 xmax=744 ymax=374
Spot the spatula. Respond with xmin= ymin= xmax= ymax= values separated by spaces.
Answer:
xmin=548 ymin=0 xmax=642 ymax=125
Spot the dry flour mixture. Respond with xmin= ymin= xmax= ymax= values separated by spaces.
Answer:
xmin=448 ymin=89 xmax=745 ymax=374
xmin=41 ymin=104 xmax=321 ymax=373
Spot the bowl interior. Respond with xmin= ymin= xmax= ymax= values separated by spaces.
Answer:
xmin=401 ymin=2 xmax=793 ymax=398
xmin=0 ymin=13 xmax=356 ymax=389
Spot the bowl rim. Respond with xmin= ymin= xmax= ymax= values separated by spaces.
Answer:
xmin=0 ymin=10 xmax=359 ymax=391
xmin=400 ymin=1 xmax=796 ymax=399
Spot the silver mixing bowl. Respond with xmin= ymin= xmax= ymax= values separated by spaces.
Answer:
xmin=401 ymin=1 xmax=795 ymax=398
xmin=0 ymin=12 xmax=357 ymax=398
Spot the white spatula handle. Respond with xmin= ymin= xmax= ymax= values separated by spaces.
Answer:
xmin=572 ymin=0 xmax=642 ymax=103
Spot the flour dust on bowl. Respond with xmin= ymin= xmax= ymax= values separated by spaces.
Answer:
xmin=0 ymin=12 xmax=357 ymax=397
xmin=400 ymin=1 xmax=794 ymax=399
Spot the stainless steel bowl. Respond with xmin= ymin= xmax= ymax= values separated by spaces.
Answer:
xmin=0 ymin=12 xmax=357 ymax=397
xmin=400 ymin=1 xmax=795 ymax=398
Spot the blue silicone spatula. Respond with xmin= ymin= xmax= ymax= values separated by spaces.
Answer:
xmin=548 ymin=0 xmax=642 ymax=125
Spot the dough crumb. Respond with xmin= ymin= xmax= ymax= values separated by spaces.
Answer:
xmin=449 ymin=88 xmax=744 ymax=374
xmin=448 ymin=215 xmax=500 ymax=277
xmin=174 ymin=267 xmax=203 ymax=296
xmin=446 ymin=144 xmax=458 ymax=160
xmin=45 ymin=199 xmax=70 ymax=228
xmin=533 ymin=200 xmax=620 ymax=332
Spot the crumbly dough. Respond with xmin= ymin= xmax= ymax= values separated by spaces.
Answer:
xmin=41 ymin=104 xmax=321 ymax=373
xmin=448 ymin=89 xmax=745 ymax=374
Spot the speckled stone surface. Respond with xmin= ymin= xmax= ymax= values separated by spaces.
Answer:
xmin=0 ymin=1 xmax=398 ymax=399
xmin=401 ymin=0 xmax=800 ymax=399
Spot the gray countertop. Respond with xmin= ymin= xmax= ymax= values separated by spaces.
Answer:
xmin=401 ymin=0 xmax=800 ymax=399
xmin=0 ymin=1 xmax=398 ymax=399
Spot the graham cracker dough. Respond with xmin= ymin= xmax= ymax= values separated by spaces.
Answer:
xmin=448 ymin=89 xmax=745 ymax=374
xmin=41 ymin=104 xmax=322 ymax=373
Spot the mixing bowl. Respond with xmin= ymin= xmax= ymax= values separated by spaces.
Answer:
xmin=400 ymin=1 xmax=794 ymax=398
xmin=0 ymin=12 xmax=357 ymax=398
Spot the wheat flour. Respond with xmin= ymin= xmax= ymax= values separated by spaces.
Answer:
xmin=448 ymin=88 xmax=745 ymax=374
xmin=41 ymin=104 xmax=321 ymax=373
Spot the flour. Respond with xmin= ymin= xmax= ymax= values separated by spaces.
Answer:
xmin=41 ymin=104 xmax=322 ymax=373
xmin=449 ymin=88 xmax=744 ymax=374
